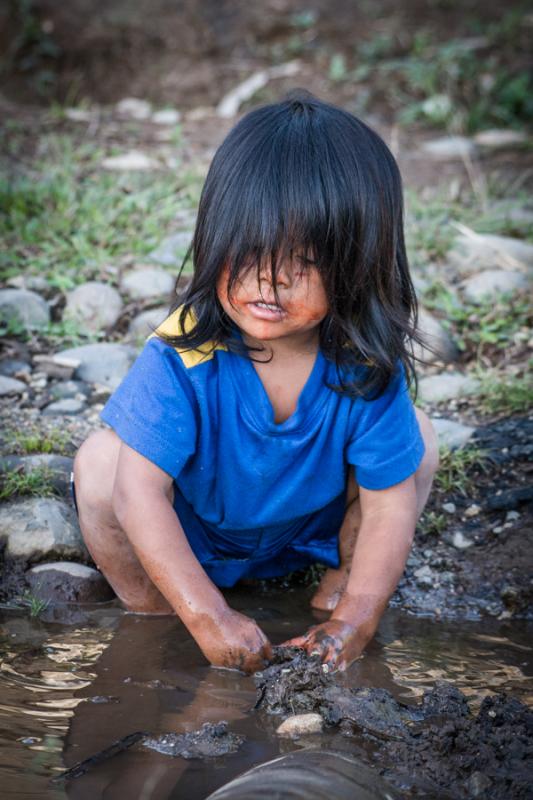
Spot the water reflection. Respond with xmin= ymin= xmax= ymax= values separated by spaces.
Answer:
xmin=0 ymin=589 xmax=531 ymax=800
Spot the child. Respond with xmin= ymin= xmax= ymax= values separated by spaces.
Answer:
xmin=73 ymin=91 xmax=439 ymax=674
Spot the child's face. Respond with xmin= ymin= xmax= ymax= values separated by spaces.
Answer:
xmin=216 ymin=254 xmax=329 ymax=346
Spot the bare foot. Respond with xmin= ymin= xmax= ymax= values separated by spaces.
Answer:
xmin=310 ymin=566 xmax=349 ymax=611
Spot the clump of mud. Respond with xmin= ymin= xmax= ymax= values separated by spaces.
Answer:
xmin=255 ymin=647 xmax=533 ymax=799
xmin=143 ymin=721 xmax=244 ymax=759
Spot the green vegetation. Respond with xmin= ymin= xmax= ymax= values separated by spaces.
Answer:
xmin=417 ymin=510 xmax=448 ymax=537
xmin=0 ymin=466 xmax=59 ymax=501
xmin=4 ymin=426 xmax=71 ymax=456
xmin=17 ymin=590 xmax=50 ymax=618
xmin=354 ymin=9 xmax=533 ymax=133
xmin=420 ymin=282 xmax=531 ymax=358
xmin=0 ymin=133 xmax=201 ymax=284
xmin=434 ymin=445 xmax=490 ymax=496
xmin=473 ymin=368 xmax=533 ymax=416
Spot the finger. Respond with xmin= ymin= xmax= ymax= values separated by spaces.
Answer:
xmin=279 ymin=635 xmax=308 ymax=648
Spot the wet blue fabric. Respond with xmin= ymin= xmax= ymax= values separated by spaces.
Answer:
xmin=100 ymin=332 xmax=425 ymax=587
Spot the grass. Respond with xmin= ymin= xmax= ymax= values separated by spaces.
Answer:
xmin=17 ymin=590 xmax=50 ymax=618
xmin=4 ymin=426 xmax=71 ymax=456
xmin=0 ymin=466 xmax=59 ymax=501
xmin=434 ymin=444 xmax=490 ymax=496
xmin=417 ymin=510 xmax=448 ymax=537
xmin=354 ymin=9 xmax=533 ymax=133
xmin=473 ymin=368 xmax=533 ymax=416
xmin=419 ymin=281 xmax=531 ymax=358
xmin=0 ymin=133 xmax=201 ymax=284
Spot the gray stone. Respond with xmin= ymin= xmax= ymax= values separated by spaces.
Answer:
xmin=120 ymin=268 xmax=174 ymax=300
xmin=422 ymin=136 xmax=477 ymax=160
xmin=151 ymin=108 xmax=181 ymax=125
xmin=0 ymin=498 xmax=88 ymax=563
xmin=32 ymin=353 xmax=80 ymax=380
xmin=414 ymin=309 xmax=460 ymax=364
xmin=276 ymin=713 xmax=323 ymax=738
xmin=6 ymin=275 xmax=49 ymax=292
xmin=42 ymin=398 xmax=86 ymax=416
xmin=127 ymin=306 xmax=168 ymax=342
xmin=418 ymin=372 xmax=480 ymax=403
xmin=149 ymin=232 xmax=193 ymax=267
xmin=0 ymin=375 xmax=26 ymax=396
xmin=473 ymin=129 xmax=528 ymax=150
xmin=430 ymin=417 xmax=475 ymax=450
xmin=451 ymin=531 xmax=474 ymax=550
xmin=0 ymin=289 xmax=50 ymax=331
xmin=116 ymin=97 xmax=152 ymax=119
xmin=413 ymin=565 xmax=434 ymax=587
xmin=64 ymin=282 xmax=123 ymax=332
xmin=0 ymin=455 xmax=73 ymax=494
xmin=55 ymin=343 xmax=136 ymax=390
xmin=442 ymin=502 xmax=456 ymax=513
xmin=0 ymin=359 xmax=31 ymax=377
xmin=102 ymin=150 xmax=160 ymax=171
xmin=26 ymin=562 xmax=114 ymax=603
xmin=49 ymin=380 xmax=90 ymax=400
xmin=448 ymin=230 xmax=533 ymax=276
xmin=460 ymin=270 xmax=529 ymax=303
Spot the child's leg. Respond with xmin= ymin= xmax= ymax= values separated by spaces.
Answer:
xmin=311 ymin=408 xmax=440 ymax=611
xmin=73 ymin=430 xmax=175 ymax=614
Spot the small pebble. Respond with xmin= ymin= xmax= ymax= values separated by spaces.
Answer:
xmin=505 ymin=510 xmax=520 ymax=522
xmin=493 ymin=526 xmax=504 ymax=534
xmin=442 ymin=502 xmax=456 ymax=514
xmin=276 ymin=713 xmax=323 ymax=738
xmin=464 ymin=504 xmax=481 ymax=517
xmin=452 ymin=531 xmax=474 ymax=550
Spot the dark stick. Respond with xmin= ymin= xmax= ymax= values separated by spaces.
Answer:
xmin=51 ymin=731 xmax=149 ymax=782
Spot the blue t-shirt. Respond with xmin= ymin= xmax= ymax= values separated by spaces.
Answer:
xmin=101 ymin=309 xmax=425 ymax=538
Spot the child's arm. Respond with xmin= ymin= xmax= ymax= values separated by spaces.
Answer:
xmin=284 ymin=475 xmax=417 ymax=670
xmin=112 ymin=442 xmax=272 ymax=673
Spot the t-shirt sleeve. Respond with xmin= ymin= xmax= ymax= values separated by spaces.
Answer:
xmin=346 ymin=362 xmax=425 ymax=490
xmin=100 ymin=337 xmax=197 ymax=479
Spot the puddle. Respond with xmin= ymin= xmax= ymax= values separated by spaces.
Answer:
xmin=0 ymin=586 xmax=532 ymax=799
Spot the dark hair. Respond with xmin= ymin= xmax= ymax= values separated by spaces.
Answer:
xmin=159 ymin=90 xmax=432 ymax=399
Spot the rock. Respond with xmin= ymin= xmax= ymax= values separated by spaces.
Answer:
xmin=421 ymin=136 xmax=477 ymax=160
xmin=460 ymin=269 xmax=529 ymax=302
xmin=49 ymin=380 xmax=90 ymax=400
xmin=127 ymin=307 xmax=168 ymax=342
xmin=55 ymin=343 xmax=136 ymax=390
xmin=442 ymin=502 xmax=456 ymax=513
xmin=143 ymin=722 xmax=244 ymax=758
xmin=414 ymin=565 xmax=434 ymax=587
xmin=32 ymin=354 xmax=80 ymax=380
xmin=0 ymin=455 xmax=73 ymax=495
xmin=414 ymin=309 xmax=460 ymax=364
xmin=0 ymin=375 xmax=26 ymax=396
xmin=451 ymin=531 xmax=474 ymax=550
xmin=26 ymin=562 xmax=114 ymax=603
xmin=42 ymin=398 xmax=86 ymax=416
xmin=0 ymin=289 xmax=50 ymax=331
xmin=276 ymin=713 xmax=323 ymax=738
xmin=430 ymin=418 xmax=475 ymax=450
xmin=0 ymin=498 xmax=88 ymax=563
xmin=64 ymin=107 xmax=98 ymax=123
xmin=6 ymin=275 xmax=49 ymax=292
xmin=64 ymin=282 xmax=123 ymax=333
xmin=473 ymin=129 xmax=528 ymax=150
xmin=486 ymin=486 xmax=533 ymax=511
xmin=120 ymin=268 xmax=174 ymax=300
xmin=115 ymin=97 xmax=152 ymax=119
xmin=448 ymin=228 xmax=533 ymax=276
xmin=151 ymin=108 xmax=181 ymax=125
xmin=216 ymin=61 xmax=301 ymax=118
xmin=148 ymin=232 xmax=193 ymax=267
xmin=102 ymin=151 xmax=160 ymax=171
xmin=464 ymin=504 xmax=481 ymax=517
xmin=418 ymin=372 xmax=480 ymax=403
xmin=0 ymin=359 xmax=31 ymax=377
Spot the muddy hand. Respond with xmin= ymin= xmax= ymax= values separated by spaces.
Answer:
xmin=195 ymin=608 xmax=272 ymax=674
xmin=282 ymin=620 xmax=363 ymax=672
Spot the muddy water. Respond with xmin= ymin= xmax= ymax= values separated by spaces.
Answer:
xmin=1 ymin=586 xmax=532 ymax=799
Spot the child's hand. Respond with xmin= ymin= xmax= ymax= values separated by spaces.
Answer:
xmin=282 ymin=619 xmax=364 ymax=672
xmin=194 ymin=608 xmax=273 ymax=674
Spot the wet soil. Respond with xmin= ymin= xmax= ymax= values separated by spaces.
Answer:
xmin=143 ymin=722 xmax=244 ymax=758
xmin=256 ymin=646 xmax=533 ymax=799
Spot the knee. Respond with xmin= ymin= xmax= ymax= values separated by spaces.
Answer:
xmin=414 ymin=408 xmax=440 ymax=480
xmin=73 ymin=429 xmax=120 ymax=510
